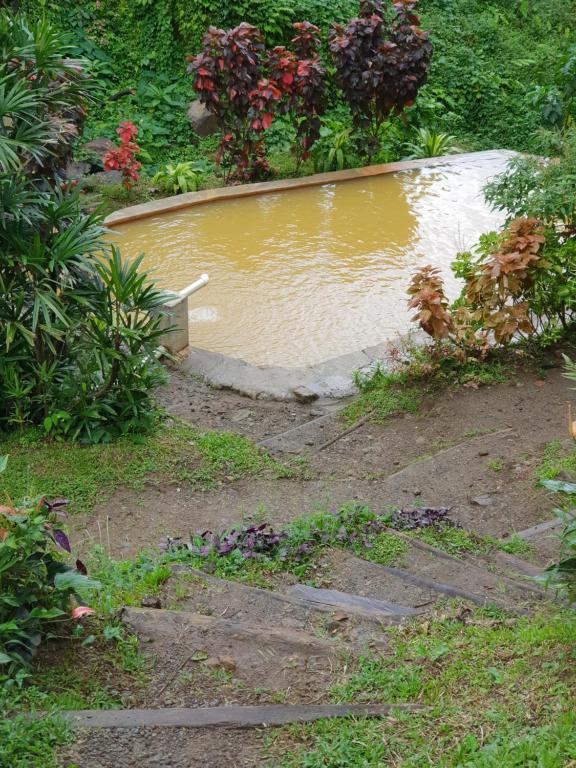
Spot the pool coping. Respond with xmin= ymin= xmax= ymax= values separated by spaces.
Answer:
xmin=104 ymin=149 xmax=515 ymax=228
xmin=183 ymin=332 xmax=430 ymax=401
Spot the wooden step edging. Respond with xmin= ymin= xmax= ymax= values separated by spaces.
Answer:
xmin=54 ymin=703 xmax=426 ymax=729
xmin=175 ymin=566 xmax=418 ymax=621
xmin=286 ymin=585 xmax=421 ymax=617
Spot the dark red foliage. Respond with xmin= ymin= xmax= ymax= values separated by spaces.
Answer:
xmin=188 ymin=21 xmax=325 ymax=181
xmin=329 ymin=0 xmax=432 ymax=154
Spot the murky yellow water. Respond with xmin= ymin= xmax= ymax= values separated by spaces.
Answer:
xmin=111 ymin=154 xmax=508 ymax=367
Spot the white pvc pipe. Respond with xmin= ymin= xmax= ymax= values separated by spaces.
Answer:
xmin=179 ymin=273 xmax=209 ymax=299
xmin=164 ymin=273 xmax=209 ymax=307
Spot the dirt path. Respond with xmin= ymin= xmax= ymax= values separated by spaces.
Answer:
xmin=62 ymin=360 xmax=573 ymax=767
xmin=74 ymin=363 xmax=570 ymax=558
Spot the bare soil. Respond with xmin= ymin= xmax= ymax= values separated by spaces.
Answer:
xmin=62 ymin=358 xmax=574 ymax=768
xmin=73 ymin=362 xmax=570 ymax=560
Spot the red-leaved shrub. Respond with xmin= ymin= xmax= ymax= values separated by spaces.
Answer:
xmin=103 ymin=121 xmax=141 ymax=188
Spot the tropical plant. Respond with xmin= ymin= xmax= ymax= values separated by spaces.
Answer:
xmin=187 ymin=21 xmax=326 ymax=181
xmin=102 ymin=121 xmax=142 ymax=188
xmin=312 ymin=120 xmax=354 ymax=172
xmin=407 ymin=217 xmax=559 ymax=352
xmin=0 ymin=11 xmax=169 ymax=442
xmin=485 ymin=126 xmax=576 ymax=235
xmin=0 ymin=459 xmax=99 ymax=675
xmin=329 ymin=0 xmax=432 ymax=159
xmin=152 ymin=160 xmax=208 ymax=194
xmin=404 ymin=128 xmax=458 ymax=159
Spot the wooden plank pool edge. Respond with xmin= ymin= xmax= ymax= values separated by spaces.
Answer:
xmin=104 ymin=150 xmax=516 ymax=228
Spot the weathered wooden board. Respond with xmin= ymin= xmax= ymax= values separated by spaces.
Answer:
xmin=57 ymin=703 xmax=425 ymax=729
xmin=286 ymin=585 xmax=420 ymax=617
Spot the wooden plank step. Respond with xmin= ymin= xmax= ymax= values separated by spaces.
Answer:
xmin=121 ymin=606 xmax=339 ymax=654
xmin=170 ymin=566 xmax=416 ymax=623
xmin=364 ymin=564 xmax=502 ymax=607
xmin=285 ymin=585 xmax=421 ymax=617
xmin=57 ymin=703 xmax=425 ymax=729
xmin=515 ymin=518 xmax=563 ymax=540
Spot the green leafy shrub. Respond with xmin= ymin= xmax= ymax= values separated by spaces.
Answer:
xmin=0 ymin=461 xmax=99 ymax=674
xmin=152 ymin=160 xmax=208 ymax=194
xmin=0 ymin=12 xmax=169 ymax=443
xmin=485 ymin=126 xmax=576 ymax=234
xmin=404 ymin=127 xmax=458 ymax=159
xmin=312 ymin=120 xmax=355 ymax=171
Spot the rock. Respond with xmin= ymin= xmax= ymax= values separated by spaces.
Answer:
xmin=83 ymin=169 xmax=123 ymax=187
xmin=230 ymin=408 xmax=252 ymax=423
xmin=140 ymin=596 xmax=162 ymax=609
xmin=65 ymin=160 xmax=90 ymax=180
xmin=186 ymin=101 xmax=219 ymax=137
xmin=292 ymin=386 xmax=319 ymax=404
xmin=205 ymin=655 xmax=237 ymax=673
xmin=81 ymin=137 xmax=114 ymax=160
xmin=471 ymin=494 xmax=493 ymax=507
xmin=309 ymin=408 xmax=325 ymax=418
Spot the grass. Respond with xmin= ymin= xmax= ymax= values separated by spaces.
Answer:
xmin=0 ymin=629 xmax=144 ymax=768
xmin=359 ymin=531 xmax=409 ymax=566
xmin=412 ymin=526 xmax=490 ymax=556
xmin=0 ymin=420 xmax=294 ymax=514
xmin=536 ymin=439 xmax=576 ymax=482
xmin=343 ymin=368 xmax=421 ymax=425
xmin=344 ymin=353 xmax=511 ymax=425
xmin=276 ymin=607 xmax=576 ymax=767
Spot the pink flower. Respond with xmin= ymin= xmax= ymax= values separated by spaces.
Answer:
xmin=71 ymin=606 xmax=95 ymax=619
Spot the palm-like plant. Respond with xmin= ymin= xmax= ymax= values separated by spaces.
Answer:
xmin=0 ymin=13 xmax=91 ymax=178
xmin=404 ymin=128 xmax=459 ymax=159
xmin=0 ymin=11 xmax=168 ymax=442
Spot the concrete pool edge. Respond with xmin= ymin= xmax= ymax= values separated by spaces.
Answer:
xmin=183 ymin=332 xmax=429 ymax=401
xmin=104 ymin=150 xmax=515 ymax=228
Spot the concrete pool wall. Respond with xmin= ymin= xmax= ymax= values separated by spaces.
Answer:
xmin=105 ymin=150 xmax=514 ymax=400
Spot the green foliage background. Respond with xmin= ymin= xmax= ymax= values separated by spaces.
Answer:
xmin=22 ymin=0 xmax=576 ymax=158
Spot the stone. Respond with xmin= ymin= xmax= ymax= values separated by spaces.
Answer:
xmin=65 ymin=160 xmax=90 ymax=180
xmin=471 ymin=494 xmax=494 ymax=507
xmin=205 ymin=655 xmax=237 ymax=673
xmin=230 ymin=408 xmax=252 ymax=422
xmin=86 ymin=169 xmax=123 ymax=186
xmin=140 ymin=596 xmax=162 ymax=609
xmin=292 ymin=386 xmax=319 ymax=404
xmin=81 ymin=137 xmax=114 ymax=160
xmin=186 ymin=100 xmax=219 ymax=137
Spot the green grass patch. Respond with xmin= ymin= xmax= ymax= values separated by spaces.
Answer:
xmin=0 ymin=421 xmax=292 ymax=514
xmin=496 ymin=534 xmax=535 ymax=558
xmin=412 ymin=526 xmax=489 ymax=556
xmin=358 ymin=531 xmax=408 ymax=566
xmin=343 ymin=368 xmax=421 ymax=425
xmin=0 ymin=631 xmax=140 ymax=768
xmin=278 ymin=607 xmax=576 ymax=767
xmin=536 ymin=440 xmax=576 ymax=482
xmin=344 ymin=355 xmax=511 ymax=425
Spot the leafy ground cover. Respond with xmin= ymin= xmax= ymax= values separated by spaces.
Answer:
xmin=0 ymin=420 xmax=294 ymax=515
xmin=275 ymin=606 xmax=576 ymax=767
